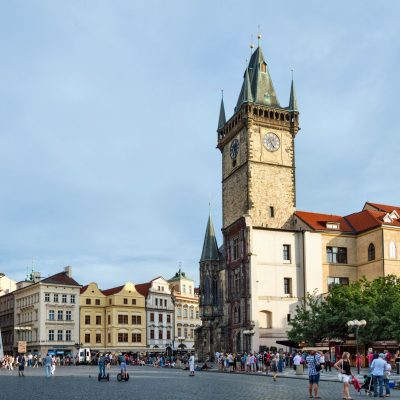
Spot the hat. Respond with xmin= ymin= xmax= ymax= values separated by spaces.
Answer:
xmin=379 ymin=353 xmax=385 ymax=358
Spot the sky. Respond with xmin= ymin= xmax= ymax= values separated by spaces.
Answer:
xmin=1 ymin=0 xmax=400 ymax=288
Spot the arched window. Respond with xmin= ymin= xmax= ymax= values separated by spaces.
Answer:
xmin=390 ymin=241 xmax=396 ymax=258
xmin=233 ymin=306 xmax=239 ymax=324
xmin=212 ymin=278 xmax=218 ymax=304
xmin=368 ymin=243 xmax=375 ymax=261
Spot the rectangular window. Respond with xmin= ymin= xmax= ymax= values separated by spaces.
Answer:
xmin=184 ymin=328 xmax=188 ymax=338
xmin=284 ymin=278 xmax=292 ymax=295
xmin=70 ymin=295 xmax=75 ymax=304
xmin=123 ymin=298 xmax=128 ymax=305
xmin=86 ymin=298 xmax=91 ymax=305
xmin=232 ymin=237 xmax=239 ymax=260
xmin=270 ymin=206 xmax=275 ymax=218
xmin=118 ymin=315 xmax=128 ymax=324
xmin=132 ymin=333 xmax=141 ymax=343
xmin=167 ymin=330 xmax=171 ymax=340
xmin=96 ymin=334 xmax=101 ymax=343
xmin=132 ymin=299 xmax=136 ymax=305
xmin=95 ymin=299 xmax=100 ymax=306
xmin=96 ymin=316 xmax=101 ymax=325
xmin=158 ymin=330 xmax=163 ymax=340
xmin=66 ymin=330 xmax=71 ymax=341
xmin=287 ymin=313 xmax=291 ymax=322
xmin=45 ymin=293 xmax=50 ymax=302
xmin=85 ymin=315 xmax=90 ymax=325
xmin=49 ymin=310 xmax=55 ymax=320
xmin=178 ymin=328 xmax=182 ymax=337
xmin=85 ymin=333 xmax=90 ymax=343
xmin=326 ymin=247 xmax=347 ymax=264
xmin=177 ymin=308 xmax=181 ymax=317
xmin=57 ymin=330 xmax=63 ymax=341
xmin=150 ymin=329 xmax=155 ymax=339
xmin=53 ymin=294 xmax=59 ymax=302
xmin=48 ymin=330 xmax=54 ymax=341
xmin=108 ymin=315 xmax=111 ymax=324
xmin=150 ymin=313 xmax=154 ymax=322
xmin=196 ymin=310 xmax=199 ymax=319
xmin=191 ymin=328 xmax=194 ymax=338
xmin=164 ymin=299 xmax=167 ymax=307
xmin=158 ymin=314 xmax=163 ymax=323
xmin=234 ymin=270 xmax=240 ymax=293
xmin=283 ymin=244 xmax=291 ymax=261
xmin=190 ymin=309 xmax=194 ymax=318
xmin=58 ymin=310 xmax=63 ymax=320
xmin=167 ymin=314 xmax=171 ymax=324
xmin=132 ymin=315 xmax=141 ymax=325
xmin=66 ymin=311 xmax=72 ymax=321
xmin=155 ymin=298 xmax=158 ymax=306
xmin=62 ymin=294 xmax=67 ymax=303
xmin=327 ymin=277 xmax=350 ymax=291
xmin=108 ymin=333 xmax=111 ymax=343
xmin=118 ymin=333 xmax=128 ymax=342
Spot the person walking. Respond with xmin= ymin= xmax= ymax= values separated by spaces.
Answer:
xmin=189 ymin=352 xmax=195 ymax=376
xmin=334 ymin=352 xmax=354 ymax=400
xmin=306 ymin=350 xmax=321 ymax=399
xmin=324 ymin=351 xmax=331 ymax=372
xmin=17 ymin=354 xmax=25 ymax=377
xmin=384 ymin=361 xmax=391 ymax=398
xmin=44 ymin=353 xmax=52 ymax=378
xmin=271 ymin=354 xmax=279 ymax=381
xmin=370 ymin=353 xmax=387 ymax=398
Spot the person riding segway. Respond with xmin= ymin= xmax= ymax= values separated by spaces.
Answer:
xmin=117 ymin=353 xmax=129 ymax=381
xmin=98 ymin=353 xmax=110 ymax=381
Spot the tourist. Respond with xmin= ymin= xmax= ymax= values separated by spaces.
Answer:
xmin=189 ymin=352 xmax=195 ymax=376
xmin=334 ymin=352 xmax=353 ymax=400
xmin=306 ymin=350 xmax=321 ymax=399
xmin=51 ymin=355 xmax=56 ymax=375
xmin=324 ymin=351 xmax=331 ymax=372
xmin=370 ymin=353 xmax=387 ymax=398
xmin=293 ymin=351 xmax=302 ymax=371
xmin=17 ymin=353 xmax=25 ymax=377
xmin=44 ymin=353 xmax=52 ymax=378
xmin=384 ymin=361 xmax=391 ymax=397
xmin=271 ymin=354 xmax=278 ymax=381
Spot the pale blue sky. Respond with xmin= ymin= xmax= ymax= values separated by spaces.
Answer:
xmin=1 ymin=1 xmax=399 ymax=287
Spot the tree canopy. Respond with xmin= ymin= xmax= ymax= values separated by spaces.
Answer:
xmin=288 ymin=275 xmax=400 ymax=346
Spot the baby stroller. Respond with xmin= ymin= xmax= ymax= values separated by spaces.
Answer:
xmin=361 ymin=374 xmax=374 ymax=396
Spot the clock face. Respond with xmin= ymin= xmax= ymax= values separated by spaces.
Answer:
xmin=263 ymin=132 xmax=280 ymax=152
xmin=230 ymin=138 xmax=239 ymax=159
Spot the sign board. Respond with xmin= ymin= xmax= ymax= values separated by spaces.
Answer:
xmin=18 ymin=341 xmax=27 ymax=353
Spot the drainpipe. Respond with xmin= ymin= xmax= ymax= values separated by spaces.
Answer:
xmin=301 ymin=229 xmax=306 ymax=307
xmin=381 ymin=228 xmax=385 ymax=276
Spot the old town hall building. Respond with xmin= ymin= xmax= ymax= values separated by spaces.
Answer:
xmin=196 ymin=42 xmax=400 ymax=359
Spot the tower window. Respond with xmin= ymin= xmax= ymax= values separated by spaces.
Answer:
xmin=261 ymin=62 xmax=266 ymax=73
xmin=283 ymin=245 xmax=291 ymax=261
xmin=368 ymin=243 xmax=375 ymax=261
xmin=269 ymin=206 xmax=275 ymax=218
xmin=232 ymin=237 xmax=239 ymax=260
xmin=284 ymin=277 xmax=292 ymax=295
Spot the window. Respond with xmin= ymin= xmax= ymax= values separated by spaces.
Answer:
xmin=182 ymin=285 xmax=186 ymax=294
xmin=368 ymin=243 xmax=375 ymax=261
xmin=164 ymin=299 xmax=167 ymax=307
xmin=283 ymin=244 xmax=291 ymax=261
xmin=95 ymin=299 xmax=100 ymax=306
xmin=327 ymin=277 xmax=349 ymax=291
xmin=132 ymin=315 xmax=141 ymax=325
xmin=49 ymin=310 xmax=55 ymax=321
xmin=108 ymin=315 xmax=111 ymax=324
xmin=190 ymin=309 xmax=194 ymax=318
xmin=178 ymin=328 xmax=182 ymax=337
xmin=45 ymin=293 xmax=50 ymax=302
xmin=96 ymin=316 xmax=101 ymax=325
xmin=155 ymin=298 xmax=158 ymax=306
xmin=191 ymin=328 xmax=194 ymax=338
xmin=233 ymin=306 xmax=239 ymax=324
xmin=70 ymin=295 xmax=75 ymax=304
xmin=109 ymin=299 xmax=112 ymax=305
xmin=284 ymin=278 xmax=292 ymax=295
xmin=232 ymin=237 xmax=239 ymax=260
xmin=269 ymin=206 xmax=275 ymax=218
xmin=57 ymin=310 xmax=63 ymax=320
xmin=53 ymin=294 xmax=59 ymax=302
xmin=234 ymin=270 xmax=240 ymax=293
xmin=66 ymin=330 xmax=71 ymax=341
xmin=150 ymin=329 xmax=155 ymax=339
xmin=86 ymin=299 xmax=91 ymax=305
xmin=390 ymin=241 xmax=396 ymax=258
xmin=123 ymin=298 xmax=128 ymax=305
xmin=196 ymin=310 xmax=199 ymax=319
xmin=167 ymin=314 xmax=171 ymax=323
xmin=132 ymin=299 xmax=136 ymax=305
xmin=49 ymin=330 xmax=54 ymax=341
xmin=85 ymin=315 xmax=90 ymax=325
xmin=158 ymin=314 xmax=163 ymax=323
xmin=326 ymin=246 xmax=347 ymax=264
xmin=287 ymin=313 xmax=291 ymax=322
xmin=62 ymin=294 xmax=67 ymax=303
xmin=66 ymin=311 xmax=72 ymax=321
xmin=177 ymin=308 xmax=181 ymax=317
xmin=57 ymin=330 xmax=63 ymax=341
xmin=184 ymin=328 xmax=188 ymax=338
xmin=108 ymin=333 xmax=111 ymax=343
xmin=132 ymin=333 xmax=141 ymax=343
xmin=158 ymin=330 xmax=163 ymax=340
xmin=118 ymin=333 xmax=128 ymax=342
xmin=118 ymin=315 xmax=128 ymax=324
xmin=189 ymin=286 xmax=192 ymax=294
xmin=167 ymin=330 xmax=171 ymax=340
xmin=183 ymin=309 xmax=188 ymax=318
xmin=150 ymin=313 xmax=154 ymax=322
xmin=96 ymin=333 xmax=101 ymax=343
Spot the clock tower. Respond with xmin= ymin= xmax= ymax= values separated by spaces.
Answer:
xmin=217 ymin=44 xmax=300 ymax=230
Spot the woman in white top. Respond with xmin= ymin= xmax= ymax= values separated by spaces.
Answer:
xmin=189 ymin=353 xmax=195 ymax=376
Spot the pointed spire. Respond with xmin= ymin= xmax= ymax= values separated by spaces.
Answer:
xmin=200 ymin=210 xmax=220 ymax=262
xmin=243 ymin=68 xmax=253 ymax=103
xmin=288 ymin=71 xmax=298 ymax=111
xmin=217 ymin=92 xmax=226 ymax=130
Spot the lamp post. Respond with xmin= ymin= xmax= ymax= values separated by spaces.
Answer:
xmin=347 ymin=319 xmax=367 ymax=374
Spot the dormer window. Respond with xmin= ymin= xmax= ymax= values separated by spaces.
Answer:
xmin=261 ymin=62 xmax=266 ymax=73
xmin=326 ymin=222 xmax=340 ymax=230
xmin=390 ymin=210 xmax=399 ymax=220
xmin=383 ymin=214 xmax=393 ymax=223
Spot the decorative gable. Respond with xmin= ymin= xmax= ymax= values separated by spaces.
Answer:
xmin=383 ymin=214 xmax=393 ymax=223
xmin=326 ymin=222 xmax=340 ymax=230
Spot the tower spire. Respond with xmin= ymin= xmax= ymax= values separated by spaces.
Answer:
xmin=217 ymin=91 xmax=226 ymax=130
xmin=288 ymin=70 xmax=298 ymax=112
xmin=200 ymin=209 xmax=220 ymax=262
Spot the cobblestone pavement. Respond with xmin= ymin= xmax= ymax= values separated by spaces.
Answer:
xmin=0 ymin=366 xmax=399 ymax=400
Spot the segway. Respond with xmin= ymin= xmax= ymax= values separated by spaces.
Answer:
xmin=98 ymin=372 xmax=110 ymax=381
xmin=117 ymin=372 xmax=129 ymax=381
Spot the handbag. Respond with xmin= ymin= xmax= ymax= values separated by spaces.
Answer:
xmin=314 ymin=355 xmax=322 ymax=372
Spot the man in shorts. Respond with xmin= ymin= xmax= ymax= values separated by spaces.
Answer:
xmin=118 ymin=353 xmax=127 ymax=379
xmin=306 ymin=350 xmax=321 ymax=399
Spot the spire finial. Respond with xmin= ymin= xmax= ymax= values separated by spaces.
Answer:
xmin=221 ymin=89 xmax=223 ymax=99
xmin=250 ymin=34 xmax=254 ymax=57
xmin=257 ymin=25 xmax=261 ymax=46
xmin=291 ymin=68 xmax=294 ymax=81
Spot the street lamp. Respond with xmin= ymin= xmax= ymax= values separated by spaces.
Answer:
xmin=347 ymin=319 xmax=367 ymax=374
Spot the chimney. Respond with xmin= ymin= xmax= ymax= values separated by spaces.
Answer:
xmin=64 ymin=266 xmax=72 ymax=278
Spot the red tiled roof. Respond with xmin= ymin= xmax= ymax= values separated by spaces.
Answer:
xmin=41 ymin=272 xmax=80 ymax=286
xmin=135 ymin=282 xmax=152 ymax=297
xmin=101 ymin=285 xmax=124 ymax=296
xmin=344 ymin=210 xmax=384 ymax=232
xmin=364 ymin=202 xmax=400 ymax=213
xmin=295 ymin=211 xmax=353 ymax=232
xmin=80 ymin=285 xmax=88 ymax=294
